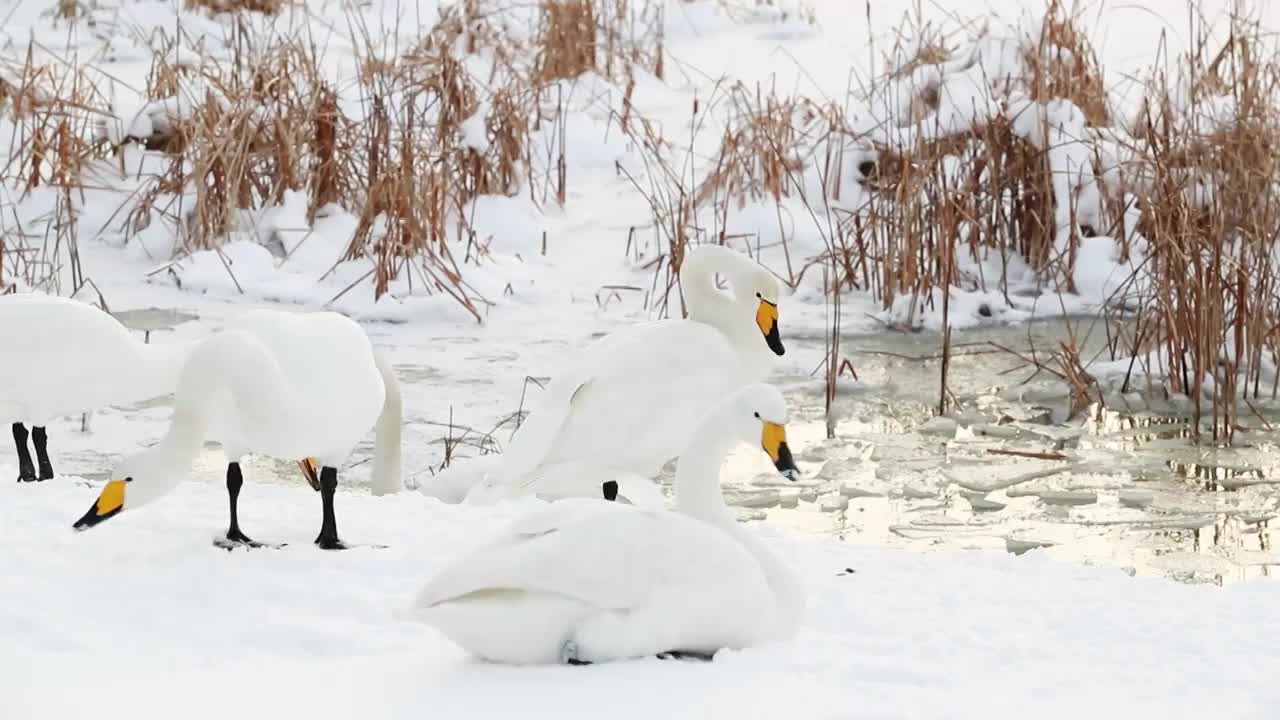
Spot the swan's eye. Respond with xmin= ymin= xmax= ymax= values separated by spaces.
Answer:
xmin=755 ymin=291 xmax=761 ymax=299
xmin=753 ymin=411 xmax=760 ymax=418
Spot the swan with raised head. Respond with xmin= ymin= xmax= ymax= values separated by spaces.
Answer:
xmin=71 ymin=308 xmax=402 ymax=550
xmin=422 ymin=243 xmax=787 ymax=506
xmin=413 ymin=382 xmax=804 ymax=665
xmin=1 ymin=293 xmax=189 ymax=483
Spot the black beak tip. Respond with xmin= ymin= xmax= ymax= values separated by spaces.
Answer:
xmin=766 ymin=328 xmax=786 ymax=356
xmin=73 ymin=505 xmax=114 ymax=531
xmin=773 ymin=442 xmax=799 ymax=480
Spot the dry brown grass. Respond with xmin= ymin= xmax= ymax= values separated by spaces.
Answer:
xmin=0 ymin=56 xmax=112 ymax=294
xmin=185 ymin=0 xmax=288 ymax=16
xmin=1023 ymin=0 xmax=1108 ymax=125
xmin=4 ymin=0 xmax=1276 ymax=444
xmin=1111 ymin=19 xmax=1280 ymax=442
xmin=619 ymin=2 xmax=1280 ymax=443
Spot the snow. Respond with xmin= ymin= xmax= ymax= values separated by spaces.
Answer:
xmin=3 ymin=0 xmax=1280 ymax=715
xmin=4 ymin=477 xmax=1279 ymax=720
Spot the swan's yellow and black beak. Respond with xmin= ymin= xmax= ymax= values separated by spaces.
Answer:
xmin=73 ymin=478 xmax=128 ymax=530
xmin=756 ymin=297 xmax=785 ymax=356
xmin=761 ymin=421 xmax=799 ymax=480
xmin=299 ymin=457 xmax=321 ymax=492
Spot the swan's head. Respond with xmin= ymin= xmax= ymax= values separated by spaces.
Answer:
xmin=683 ymin=244 xmax=786 ymax=357
xmin=73 ymin=446 xmax=187 ymax=530
xmin=731 ymin=383 xmax=799 ymax=480
xmin=726 ymin=259 xmax=785 ymax=357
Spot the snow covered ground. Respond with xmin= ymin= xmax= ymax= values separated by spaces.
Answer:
xmin=3 ymin=0 xmax=1280 ymax=717
xmin=6 ymin=479 xmax=1280 ymax=720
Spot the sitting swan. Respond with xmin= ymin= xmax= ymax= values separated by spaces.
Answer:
xmin=413 ymin=382 xmax=804 ymax=665
xmin=423 ymin=243 xmax=787 ymax=506
xmin=71 ymin=308 xmax=402 ymax=550
xmin=1 ymin=293 xmax=189 ymax=483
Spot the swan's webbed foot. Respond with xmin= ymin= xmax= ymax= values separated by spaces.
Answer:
xmin=601 ymin=480 xmax=619 ymax=502
xmin=222 ymin=527 xmax=275 ymax=549
xmin=314 ymin=534 xmax=349 ymax=551
xmin=16 ymin=467 xmax=36 ymax=483
xmin=656 ymin=650 xmax=715 ymax=662
xmin=214 ymin=534 xmax=283 ymax=551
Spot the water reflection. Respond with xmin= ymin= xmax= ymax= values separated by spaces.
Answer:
xmin=711 ymin=319 xmax=1280 ymax=587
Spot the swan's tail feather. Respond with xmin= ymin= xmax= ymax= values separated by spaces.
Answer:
xmin=370 ymin=349 xmax=403 ymax=496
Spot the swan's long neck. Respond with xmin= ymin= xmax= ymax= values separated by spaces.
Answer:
xmin=123 ymin=405 xmax=208 ymax=506
xmin=680 ymin=246 xmax=774 ymax=382
xmin=130 ymin=340 xmax=194 ymax=402
xmin=123 ymin=330 xmax=296 ymax=507
xmin=175 ymin=330 xmax=292 ymax=423
xmin=671 ymin=407 xmax=739 ymax=523
xmin=672 ymin=402 xmax=804 ymax=637
xmin=680 ymin=246 xmax=753 ymax=340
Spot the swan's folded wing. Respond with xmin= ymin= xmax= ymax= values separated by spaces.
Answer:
xmin=490 ymin=321 xmax=739 ymax=490
xmin=416 ymin=501 xmax=753 ymax=612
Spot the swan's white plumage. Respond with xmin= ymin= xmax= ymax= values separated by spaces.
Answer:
xmin=0 ymin=294 xmax=187 ymax=424
xmin=414 ymin=383 xmax=804 ymax=665
xmin=465 ymin=322 xmax=740 ymax=503
xmin=420 ymin=498 xmax=773 ymax=612
xmin=200 ymin=309 xmax=388 ymax=470
xmin=97 ymin=308 xmax=401 ymax=512
xmin=445 ymin=245 xmax=784 ymax=505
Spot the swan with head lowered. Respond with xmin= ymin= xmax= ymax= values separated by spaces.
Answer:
xmin=71 ymin=308 xmax=402 ymax=550
xmin=421 ymin=243 xmax=787 ymax=506
xmin=1 ymin=293 xmax=189 ymax=483
xmin=413 ymin=382 xmax=804 ymax=665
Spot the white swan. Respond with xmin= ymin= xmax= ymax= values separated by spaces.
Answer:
xmin=413 ymin=382 xmax=804 ymax=665
xmin=71 ymin=308 xmax=402 ymax=550
xmin=422 ymin=244 xmax=786 ymax=506
xmin=0 ymin=293 xmax=189 ymax=482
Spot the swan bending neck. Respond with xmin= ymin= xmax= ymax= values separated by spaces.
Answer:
xmin=680 ymin=246 xmax=750 ymax=327
xmin=672 ymin=420 xmax=736 ymax=523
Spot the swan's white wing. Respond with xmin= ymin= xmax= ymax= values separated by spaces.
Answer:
xmin=478 ymin=320 xmax=741 ymax=499
xmin=418 ymin=500 xmax=764 ymax=612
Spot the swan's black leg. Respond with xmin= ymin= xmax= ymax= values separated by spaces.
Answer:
xmin=314 ymin=465 xmax=347 ymax=550
xmin=13 ymin=423 xmax=35 ymax=482
xmin=224 ymin=462 xmax=256 ymax=545
xmin=213 ymin=462 xmax=284 ymax=551
xmin=601 ymin=480 xmax=619 ymax=501
xmin=32 ymin=426 xmax=53 ymax=480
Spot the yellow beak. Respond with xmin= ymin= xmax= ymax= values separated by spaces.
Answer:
xmin=756 ymin=299 xmax=785 ymax=356
xmin=761 ymin=421 xmax=799 ymax=479
xmin=73 ymin=478 xmax=128 ymax=530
